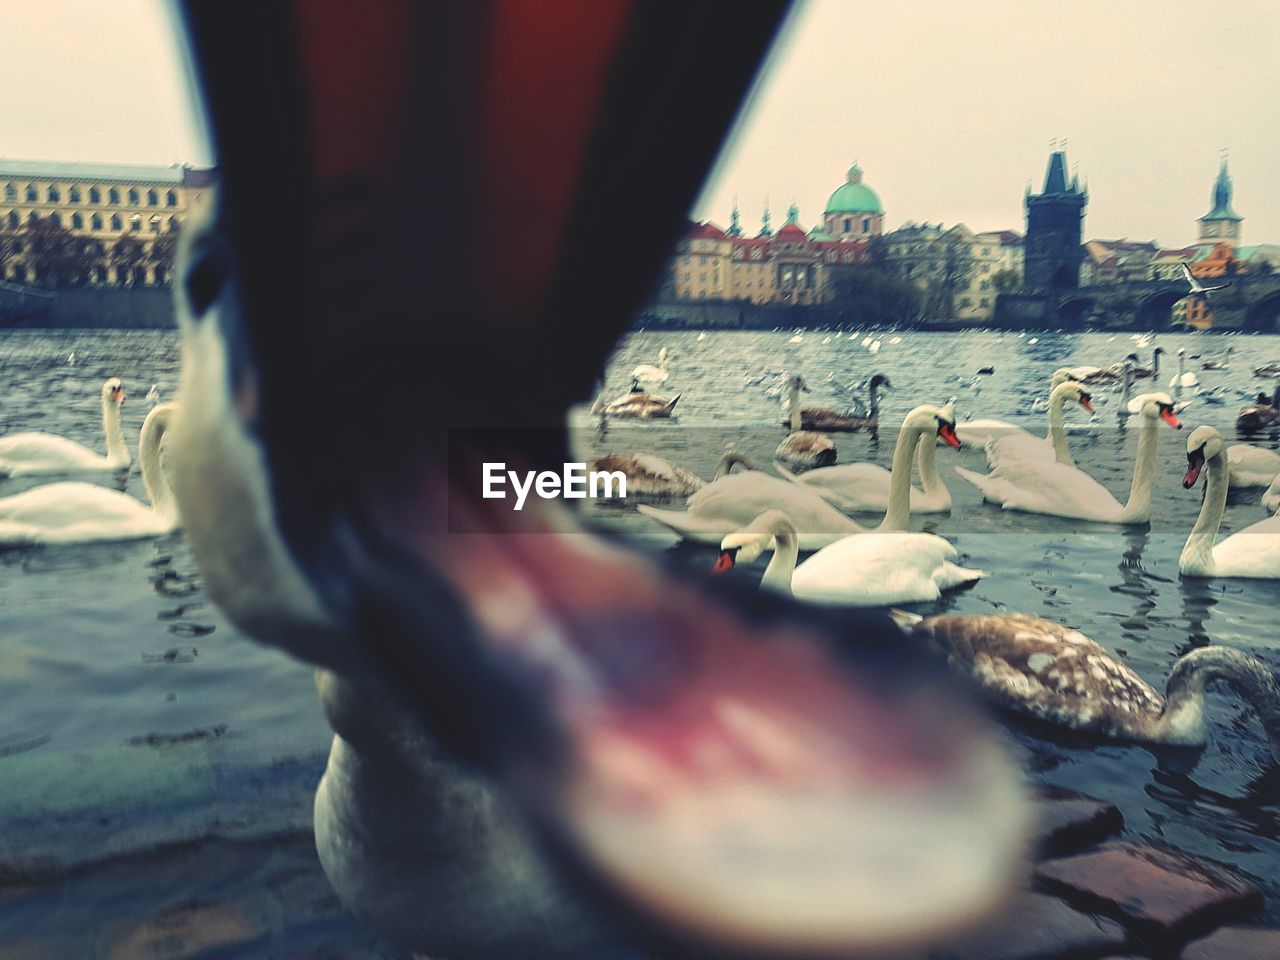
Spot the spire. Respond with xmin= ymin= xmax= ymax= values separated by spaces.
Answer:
xmin=758 ymin=198 xmax=772 ymax=237
xmin=727 ymin=195 xmax=742 ymax=237
xmin=847 ymin=161 xmax=862 ymax=184
xmin=1201 ymin=150 xmax=1242 ymax=222
xmin=786 ymin=199 xmax=799 ymax=225
xmin=1043 ymin=150 xmax=1069 ymax=194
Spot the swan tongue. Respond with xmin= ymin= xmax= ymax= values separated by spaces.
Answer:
xmin=343 ymin=478 xmax=1029 ymax=956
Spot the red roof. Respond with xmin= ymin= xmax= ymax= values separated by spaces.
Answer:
xmin=775 ymin=222 xmax=807 ymax=240
xmin=686 ymin=221 xmax=728 ymax=239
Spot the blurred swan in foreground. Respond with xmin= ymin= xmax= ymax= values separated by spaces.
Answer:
xmin=1178 ymin=426 xmax=1280 ymax=578
xmin=603 ymin=391 xmax=680 ymax=419
xmin=954 ymin=393 xmax=1181 ymax=523
xmin=640 ymin=404 xmax=962 ymax=548
xmin=0 ymin=377 xmax=130 ymax=476
xmin=893 ymin=611 xmax=1280 ymax=761
xmin=0 ymin=403 xmax=177 ymax=545
xmin=716 ymin=510 xmax=983 ymax=607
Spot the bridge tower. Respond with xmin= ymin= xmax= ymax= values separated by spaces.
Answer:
xmin=1197 ymin=156 xmax=1243 ymax=248
xmin=1024 ymin=148 xmax=1087 ymax=292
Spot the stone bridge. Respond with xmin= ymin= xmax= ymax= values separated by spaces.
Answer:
xmin=1056 ymin=274 xmax=1280 ymax=331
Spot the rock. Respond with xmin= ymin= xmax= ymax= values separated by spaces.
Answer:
xmin=1182 ymin=925 xmax=1280 ymax=959
xmin=1032 ymin=784 xmax=1123 ymax=856
xmin=1034 ymin=843 xmax=1262 ymax=948
xmin=926 ymin=892 xmax=1127 ymax=960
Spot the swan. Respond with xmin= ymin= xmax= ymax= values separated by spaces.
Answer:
xmin=638 ymin=404 xmax=962 ymax=547
xmin=1054 ymin=364 xmax=1119 ymax=385
xmin=715 ymin=510 xmax=983 ymax=607
xmin=1235 ymin=385 xmax=1280 ymax=436
xmin=775 ymin=431 xmax=950 ymax=515
xmin=1225 ymin=443 xmax=1280 ymax=488
xmin=630 ymin=346 xmax=669 ymax=387
xmin=0 ymin=377 xmax=131 ymax=476
xmin=893 ymin=611 xmax=1280 ymax=759
xmin=1255 ymin=362 xmax=1280 ymax=378
xmin=952 ymin=371 xmax=1082 ymax=450
xmin=588 ymin=451 xmax=756 ymax=501
xmin=981 ymin=380 xmax=1094 ymax=469
xmin=1125 ymin=346 xmax=1164 ymax=379
xmin=775 ymin=383 xmax=837 ymax=469
xmin=1263 ymin=472 xmax=1280 ymax=514
xmin=0 ymin=403 xmax=178 ymax=545
xmin=1178 ymin=426 xmax=1280 ymax=578
xmin=1168 ymin=347 xmax=1199 ymax=395
xmin=781 ymin=373 xmax=890 ymax=434
xmin=603 ymin=391 xmax=679 ymax=419
xmin=1202 ymin=346 xmax=1232 ymax=370
xmin=954 ymin=393 xmax=1182 ymax=523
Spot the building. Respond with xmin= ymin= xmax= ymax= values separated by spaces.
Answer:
xmin=669 ymin=163 xmax=882 ymax=305
xmin=1197 ymin=158 xmax=1242 ymax=248
xmin=1023 ymin=149 xmax=1087 ymax=292
xmin=881 ymin=223 xmax=1014 ymax=322
xmin=976 ymin=230 xmax=1025 ymax=281
xmin=1080 ymin=239 xmax=1160 ymax=286
xmin=0 ymin=159 xmax=217 ymax=286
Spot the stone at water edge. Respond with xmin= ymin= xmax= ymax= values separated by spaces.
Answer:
xmin=924 ymin=891 xmax=1127 ymax=960
xmin=1032 ymin=784 xmax=1123 ymax=857
xmin=1181 ymin=925 xmax=1280 ymax=960
xmin=1034 ymin=842 xmax=1262 ymax=946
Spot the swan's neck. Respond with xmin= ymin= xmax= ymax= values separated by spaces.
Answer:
xmin=1179 ymin=450 xmax=1228 ymax=576
xmin=1119 ymin=413 xmax=1161 ymax=522
xmin=880 ymin=421 xmax=926 ymax=531
xmin=1121 ymin=365 xmax=1132 ymax=408
xmin=1157 ymin=647 xmax=1280 ymax=758
xmin=787 ymin=383 xmax=802 ymax=432
xmin=868 ymin=382 xmax=881 ymax=418
xmin=102 ymin=396 xmax=129 ymax=468
xmin=714 ymin=451 xmax=754 ymax=479
xmin=1044 ymin=389 xmax=1072 ymax=465
xmin=914 ymin=431 xmax=946 ymax=499
xmin=139 ymin=406 xmax=178 ymax=523
xmin=760 ymin=519 xmax=799 ymax=594
xmin=1152 ymin=350 xmax=1161 ymax=377
xmin=1174 ymin=354 xmax=1185 ymax=397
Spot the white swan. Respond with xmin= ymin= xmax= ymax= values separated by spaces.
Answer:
xmin=1178 ymin=426 xmax=1280 ymax=578
xmin=954 ymin=393 xmax=1181 ymax=523
xmin=982 ymin=380 xmax=1094 ymax=469
xmin=1168 ymin=347 xmax=1199 ymax=395
xmin=716 ymin=510 xmax=983 ymax=607
xmin=0 ymin=377 xmax=131 ymax=476
xmin=0 ymin=403 xmax=178 ymax=545
xmin=952 ymin=372 xmax=1085 ymax=454
xmin=775 ymin=432 xmax=950 ymax=514
xmin=1225 ymin=444 xmax=1280 ymax=488
xmin=631 ymin=346 xmax=669 ymax=386
xmin=1264 ymin=473 xmax=1280 ymax=514
xmin=638 ymin=404 xmax=963 ymax=548
xmin=588 ymin=450 xmax=754 ymax=501
xmin=894 ymin=611 xmax=1280 ymax=758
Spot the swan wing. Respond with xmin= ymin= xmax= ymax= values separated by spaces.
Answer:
xmin=954 ymin=461 xmax=1123 ymax=521
xmin=954 ymin=420 xmax=1026 ymax=447
xmin=1211 ymin=515 xmax=1280 ymax=578
xmin=984 ymin=433 xmax=1054 ymax=468
xmin=0 ymin=481 xmax=169 ymax=544
xmin=792 ymin=533 xmax=981 ymax=607
xmin=685 ymin=474 xmax=862 ymax=532
xmin=1226 ymin=444 xmax=1280 ymax=487
xmin=0 ymin=432 xmax=111 ymax=475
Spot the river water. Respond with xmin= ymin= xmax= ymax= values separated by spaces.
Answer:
xmin=3 ymin=326 xmax=1280 ymax=934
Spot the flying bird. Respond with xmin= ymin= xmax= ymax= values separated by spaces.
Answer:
xmin=1180 ymin=261 xmax=1231 ymax=296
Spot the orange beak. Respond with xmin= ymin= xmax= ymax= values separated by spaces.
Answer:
xmin=938 ymin=423 xmax=961 ymax=450
xmin=1160 ymin=408 xmax=1182 ymax=429
xmin=1079 ymin=397 xmax=1094 ymax=413
xmin=713 ymin=550 xmax=735 ymax=573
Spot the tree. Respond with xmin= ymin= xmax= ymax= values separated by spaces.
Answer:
xmin=0 ymin=220 xmax=18 ymax=279
xmin=992 ymin=268 xmax=1022 ymax=293
xmin=923 ymin=234 xmax=972 ymax=318
xmin=148 ymin=227 xmax=180 ymax=286
xmin=826 ymin=264 xmax=924 ymax=326
xmin=110 ymin=235 xmax=147 ymax=287
xmin=21 ymin=215 xmax=100 ymax=288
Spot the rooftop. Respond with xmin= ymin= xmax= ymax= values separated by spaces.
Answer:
xmin=0 ymin=158 xmax=216 ymax=186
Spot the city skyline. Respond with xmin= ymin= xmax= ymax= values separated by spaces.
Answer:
xmin=694 ymin=0 xmax=1280 ymax=249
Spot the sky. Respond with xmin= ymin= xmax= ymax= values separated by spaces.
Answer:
xmin=2 ymin=1 xmax=1276 ymax=250
xmin=696 ymin=0 xmax=1280 ymax=248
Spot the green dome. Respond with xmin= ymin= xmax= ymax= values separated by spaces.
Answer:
xmin=824 ymin=182 xmax=882 ymax=215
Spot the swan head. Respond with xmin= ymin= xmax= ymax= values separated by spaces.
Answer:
xmin=658 ymin=346 xmax=668 ymax=363
xmin=1126 ymin=391 xmax=1181 ymax=428
xmin=789 ymin=373 xmax=811 ymax=393
xmin=1050 ymin=379 xmax=1093 ymax=413
xmin=905 ymin=403 xmax=961 ymax=449
xmin=715 ymin=510 xmax=795 ymax=569
xmin=869 ymin=373 xmax=892 ymax=390
xmin=1183 ymin=425 xmax=1224 ymax=487
xmin=103 ymin=377 xmax=125 ymax=407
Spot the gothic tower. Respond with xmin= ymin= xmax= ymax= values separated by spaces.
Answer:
xmin=1197 ymin=157 xmax=1243 ymax=248
xmin=1023 ymin=148 xmax=1087 ymax=291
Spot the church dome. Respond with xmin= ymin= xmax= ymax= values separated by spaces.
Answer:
xmin=824 ymin=163 xmax=883 ymax=215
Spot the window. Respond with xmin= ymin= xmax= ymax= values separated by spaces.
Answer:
xmin=48 ymin=185 xmax=60 ymax=202
xmin=69 ymin=186 xmax=81 ymax=203
xmin=111 ymin=213 xmax=122 ymax=230
xmin=50 ymin=212 xmax=61 ymax=226
xmin=863 ymin=217 xmax=870 ymax=231
xmin=3 ymin=184 xmax=14 ymax=201
xmin=147 ymin=189 xmax=158 ymax=206
xmin=25 ymin=185 xmax=37 ymax=201
xmin=72 ymin=212 xmax=83 ymax=229
xmin=149 ymin=216 xmax=161 ymax=232
xmin=166 ymin=190 xmax=177 ymax=207
xmin=109 ymin=187 xmax=120 ymax=203
xmin=28 ymin=211 xmax=38 ymax=224
xmin=168 ymin=215 xmax=179 ymax=231
xmin=91 ymin=213 xmax=103 ymax=229
xmin=6 ymin=211 xmax=17 ymax=229
xmin=89 ymin=186 xmax=100 ymax=204
xmin=843 ymin=217 xmax=851 ymax=232
xmin=128 ymin=188 xmax=140 ymax=204
xmin=129 ymin=214 xmax=141 ymax=232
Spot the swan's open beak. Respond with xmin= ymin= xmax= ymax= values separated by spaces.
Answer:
xmin=1161 ymin=407 xmax=1182 ymax=429
xmin=1184 ymin=448 xmax=1205 ymax=488
xmin=1078 ymin=396 xmax=1094 ymax=413
xmin=713 ymin=548 xmax=736 ymax=573
xmin=938 ymin=422 xmax=961 ymax=449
